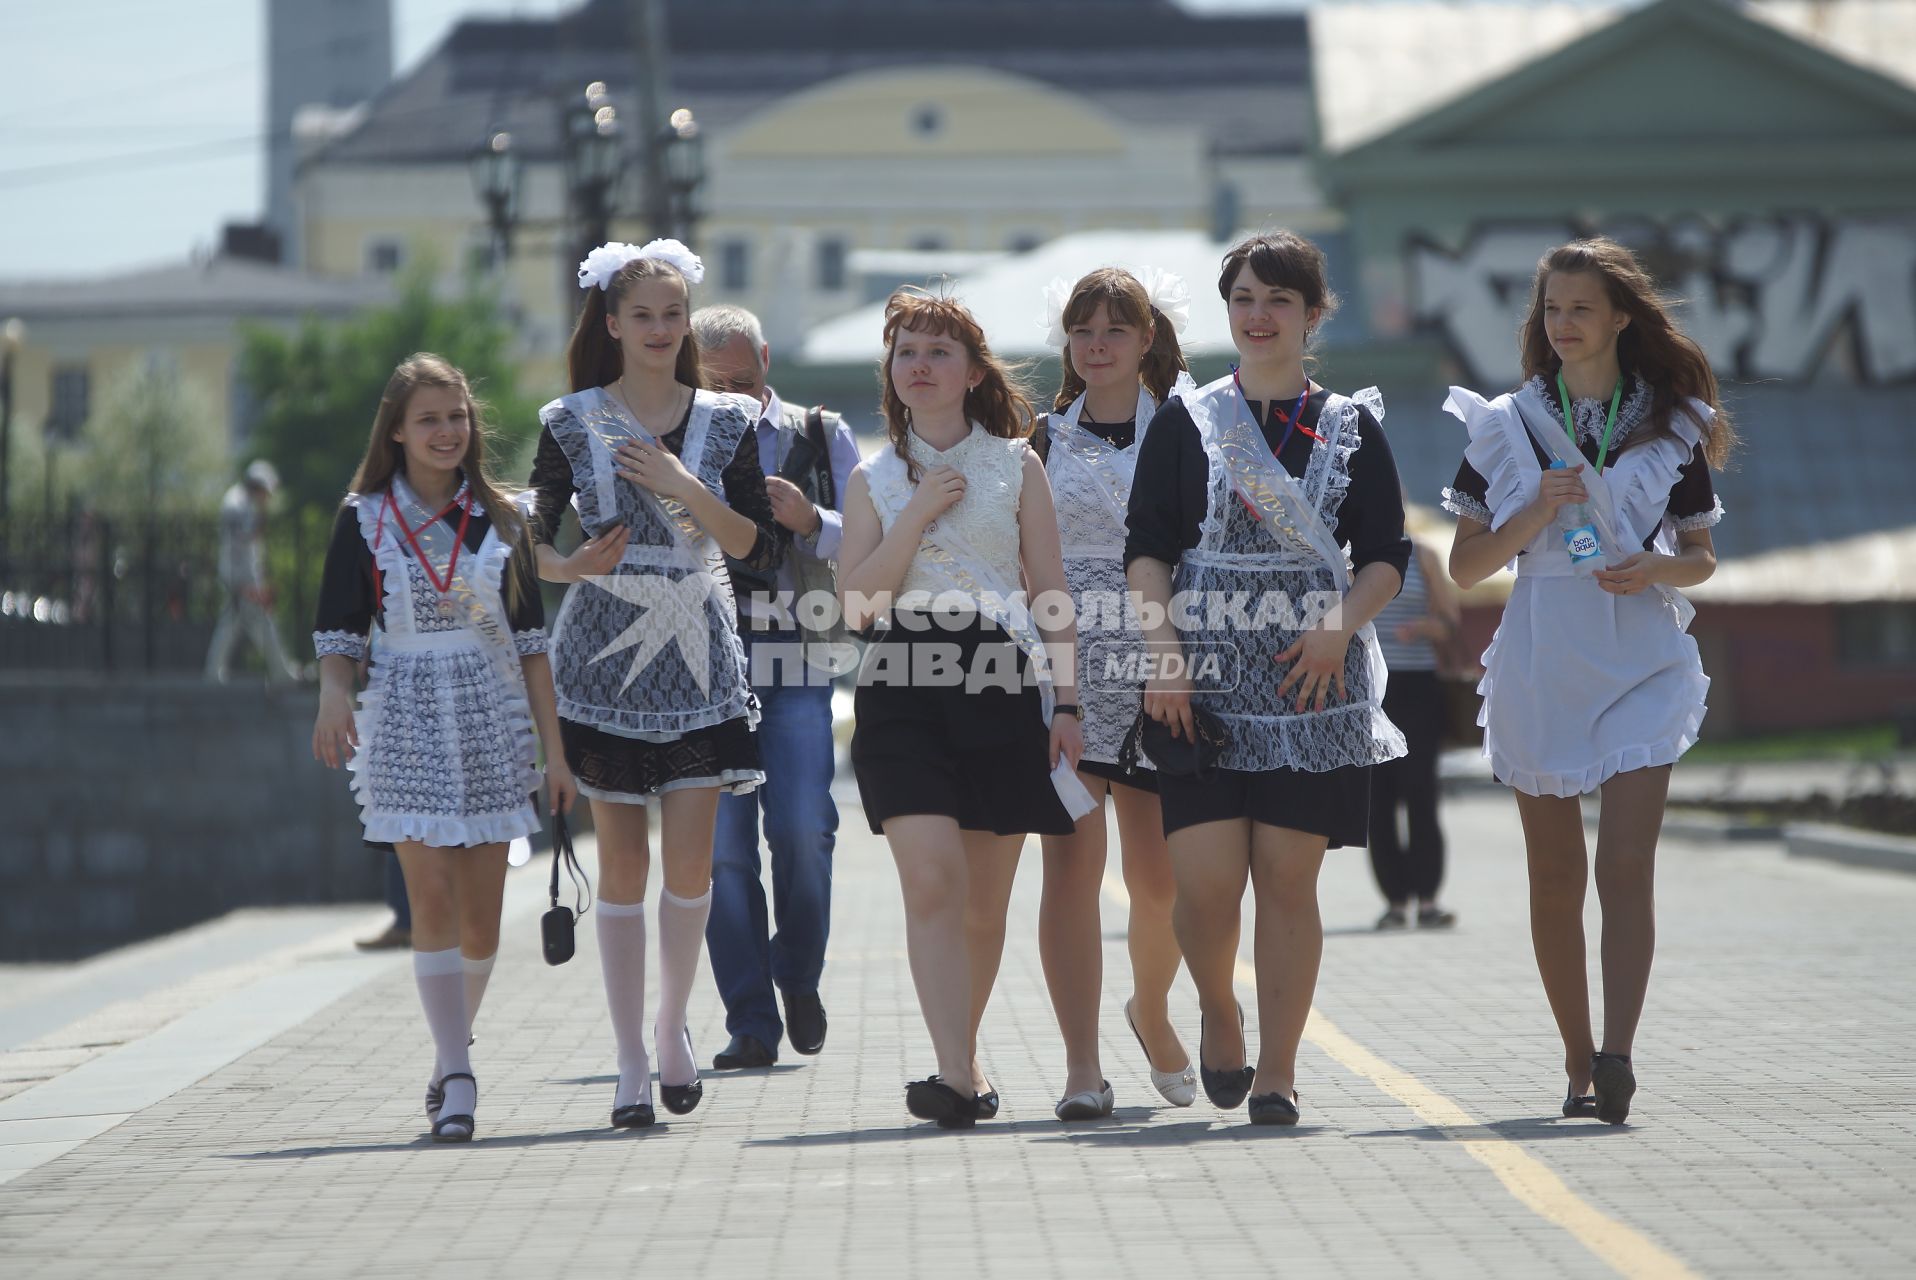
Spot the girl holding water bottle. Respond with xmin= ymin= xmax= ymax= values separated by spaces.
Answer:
xmin=1441 ymin=238 xmax=1733 ymax=1126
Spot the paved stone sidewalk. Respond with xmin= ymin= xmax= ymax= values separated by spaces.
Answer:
xmin=2 ymin=790 xmax=1914 ymax=1278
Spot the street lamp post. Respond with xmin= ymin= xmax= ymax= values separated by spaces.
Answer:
xmin=662 ymin=107 xmax=705 ymax=247
xmin=468 ymin=130 xmax=523 ymax=269
xmin=0 ymin=317 xmax=23 ymax=533
xmin=563 ymin=82 xmax=625 ymax=268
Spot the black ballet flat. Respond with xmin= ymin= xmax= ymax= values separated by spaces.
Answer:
xmin=611 ymin=1103 xmax=656 ymax=1129
xmin=430 ymin=1072 xmax=475 ymax=1143
xmin=1562 ymin=1092 xmax=1598 ymax=1118
xmin=1591 ymin=1052 xmax=1636 ymax=1126
xmin=976 ymin=1081 xmax=1000 ymax=1121
xmin=1247 ymin=1090 xmax=1300 ymax=1126
xmin=660 ymin=1028 xmax=704 ymax=1116
xmin=905 ymin=1077 xmax=978 ymax=1129
xmin=1199 ymin=1013 xmax=1255 ymax=1111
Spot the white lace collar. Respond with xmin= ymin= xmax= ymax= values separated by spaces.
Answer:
xmin=905 ymin=421 xmax=984 ymax=466
xmin=1526 ymin=374 xmax=1654 ymax=450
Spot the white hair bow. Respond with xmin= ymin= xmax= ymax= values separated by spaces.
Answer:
xmin=1040 ymin=268 xmax=1192 ymax=349
xmin=576 ymin=238 xmax=707 ymax=291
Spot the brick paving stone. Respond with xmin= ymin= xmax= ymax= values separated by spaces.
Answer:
xmin=0 ymin=791 xmax=1913 ymax=1277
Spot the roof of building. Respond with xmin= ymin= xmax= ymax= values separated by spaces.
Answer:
xmin=800 ymin=228 xmax=1247 ymax=363
xmin=1312 ymin=0 xmax=1916 ymax=155
xmin=313 ymin=0 xmax=1313 ymax=168
xmin=0 ymin=256 xmax=391 ymax=321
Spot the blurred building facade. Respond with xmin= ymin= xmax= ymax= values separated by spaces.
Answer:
xmin=277 ymin=0 xmax=1916 ymax=734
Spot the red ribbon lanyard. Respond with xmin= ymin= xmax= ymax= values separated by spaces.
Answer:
xmin=1232 ymin=372 xmax=1315 ymax=516
xmin=372 ymin=488 xmax=473 ymax=613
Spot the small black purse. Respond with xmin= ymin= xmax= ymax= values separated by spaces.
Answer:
xmin=540 ymin=810 xmax=593 ymax=966
xmin=1120 ymin=706 xmax=1231 ymax=781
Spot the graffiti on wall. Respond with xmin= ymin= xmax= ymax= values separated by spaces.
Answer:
xmin=1408 ymin=216 xmax=1916 ymax=387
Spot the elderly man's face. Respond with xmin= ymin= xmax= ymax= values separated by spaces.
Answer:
xmin=702 ymin=333 xmax=768 ymax=403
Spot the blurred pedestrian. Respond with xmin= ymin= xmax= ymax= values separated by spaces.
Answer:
xmin=204 ymin=460 xmax=298 ymax=682
xmin=1368 ymin=526 xmax=1460 ymax=930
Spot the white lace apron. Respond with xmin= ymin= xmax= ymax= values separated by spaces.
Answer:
xmin=347 ymin=477 xmax=541 ymax=846
xmin=542 ymin=386 xmax=758 ymax=737
xmin=1171 ymin=377 xmax=1406 ymax=775
xmin=1043 ymin=383 xmax=1173 ymax=770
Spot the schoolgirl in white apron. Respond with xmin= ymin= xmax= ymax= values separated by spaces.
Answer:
xmin=1028 ymin=266 xmax=1200 ymax=1119
xmin=1125 ymin=232 xmax=1411 ymax=1126
xmin=1444 ymin=237 xmax=1732 ymax=1125
xmin=312 ymin=353 xmax=576 ymax=1143
xmin=528 ymin=240 xmax=786 ymax=1130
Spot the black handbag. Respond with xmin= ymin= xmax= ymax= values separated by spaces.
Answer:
xmin=540 ymin=811 xmax=593 ymax=966
xmin=1119 ymin=706 xmax=1231 ymax=781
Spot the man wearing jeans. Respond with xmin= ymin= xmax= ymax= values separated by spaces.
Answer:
xmin=693 ymin=306 xmax=860 ymax=1069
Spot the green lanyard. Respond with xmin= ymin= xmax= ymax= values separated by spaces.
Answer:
xmin=1556 ymin=372 xmax=1623 ymax=473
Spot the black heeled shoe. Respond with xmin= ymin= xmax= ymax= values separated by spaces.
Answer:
xmin=660 ymin=1028 xmax=704 ymax=1116
xmin=1247 ymin=1089 xmax=1300 ymax=1126
xmin=1198 ymin=1011 xmax=1255 ymax=1111
xmin=431 ymin=1072 xmax=475 ymax=1143
xmin=905 ymin=1077 xmax=978 ymax=1129
xmin=1591 ymin=1052 xmax=1635 ymax=1125
xmin=976 ymin=1079 xmax=1000 ymax=1121
xmin=1561 ymin=1092 xmax=1598 ymax=1118
xmin=611 ymin=1102 xmax=656 ymax=1129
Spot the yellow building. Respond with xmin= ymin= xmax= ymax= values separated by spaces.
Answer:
xmin=290 ymin=0 xmax=1321 ymax=363
xmin=0 ymin=255 xmax=386 ymax=502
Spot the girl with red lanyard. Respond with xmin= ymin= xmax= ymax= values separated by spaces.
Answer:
xmin=312 ymin=353 xmax=576 ymax=1143
xmin=1124 ymin=232 xmax=1411 ymax=1126
xmin=1444 ymin=238 xmax=1730 ymax=1124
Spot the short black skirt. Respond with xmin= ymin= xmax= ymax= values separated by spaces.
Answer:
xmin=560 ymin=714 xmax=762 ymax=802
xmin=851 ymin=612 xmax=1074 ymax=837
xmin=1078 ymin=757 xmax=1159 ymax=795
xmin=1157 ymin=762 xmax=1371 ymax=847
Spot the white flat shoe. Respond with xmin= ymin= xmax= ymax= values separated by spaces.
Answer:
xmin=1126 ymin=998 xmax=1198 ymax=1108
xmin=1055 ymin=1081 xmax=1115 ymax=1121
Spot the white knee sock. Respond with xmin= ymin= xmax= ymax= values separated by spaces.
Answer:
xmin=596 ymin=900 xmax=652 ymax=1110
xmin=463 ymin=951 xmax=496 ymax=1036
xmin=415 ymin=948 xmax=474 ymax=1120
xmin=654 ymin=884 xmax=712 ymax=1088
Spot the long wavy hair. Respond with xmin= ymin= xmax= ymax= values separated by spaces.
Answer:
xmin=879 ymin=289 xmax=1035 ymax=481
xmin=1519 ymin=238 xmax=1735 ymax=468
xmin=345 ymin=352 xmax=530 ymax=609
xmin=1052 ymin=267 xmax=1189 ymax=411
xmin=566 ymin=256 xmax=705 ymax=393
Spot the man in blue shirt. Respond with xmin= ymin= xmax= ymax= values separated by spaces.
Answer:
xmin=694 ymin=305 xmax=862 ymax=1068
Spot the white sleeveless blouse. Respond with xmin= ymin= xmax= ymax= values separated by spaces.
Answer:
xmin=859 ymin=423 xmax=1028 ymax=608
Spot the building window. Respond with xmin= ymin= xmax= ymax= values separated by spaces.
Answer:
xmin=720 ymin=239 xmax=750 ymax=293
xmin=816 ymin=237 xmax=848 ymax=292
xmin=46 ymin=365 xmax=89 ymax=442
xmin=366 ymin=239 xmax=404 ymax=274
xmin=1838 ymin=604 xmax=1916 ymax=669
xmin=911 ymin=234 xmax=947 ymax=253
xmin=912 ymin=104 xmax=944 ymax=137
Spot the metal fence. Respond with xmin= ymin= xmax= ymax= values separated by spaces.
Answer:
xmin=0 ymin=506 xmax=324 ymax=675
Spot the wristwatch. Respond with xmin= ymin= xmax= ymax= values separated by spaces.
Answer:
xmin=1053 ymin=703 xmax=1082 ymax=718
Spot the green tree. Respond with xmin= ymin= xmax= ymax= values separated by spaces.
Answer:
xmin=237 ymin=264 xmax=541 ymax=519
xmin=68 ymin=359 xmax=226 ymax=516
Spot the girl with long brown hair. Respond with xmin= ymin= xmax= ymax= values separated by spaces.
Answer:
xmin=526 ymin=240 xmax=785 ymax=1130
xmin=311 ymin=352 xmax=577 ymax=1143
xmin=838 ymin=289 xmax=1087 ymax=1128
xmin=1444 ymin=237 xmax=1731 ymax=1124
xmin=1125 ymin=232 xmax=1411 ymax=1127
xmin=1030 ymin=267 xmax=1197 ymax=1119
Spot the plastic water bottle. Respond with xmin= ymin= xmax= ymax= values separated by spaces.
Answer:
xmin=1549 ymin=460 xmax=1602 ymax=574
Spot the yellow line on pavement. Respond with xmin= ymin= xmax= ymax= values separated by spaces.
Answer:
xmin=1100 ymin=873 xmax=1695 ymax=1280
